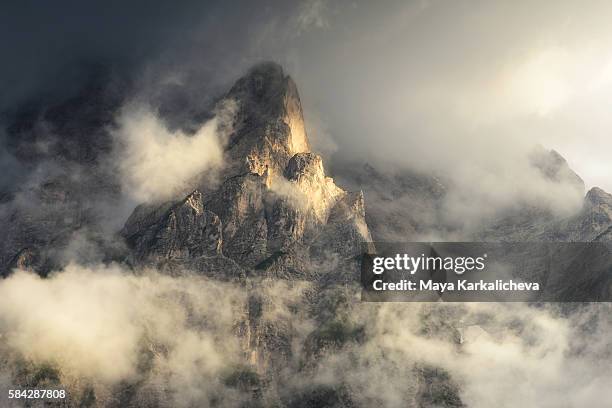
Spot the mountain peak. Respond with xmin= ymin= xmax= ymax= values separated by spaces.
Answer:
xmin=228 ymin=61 xmax=287 ymax=99
xmin=530 ymin=147 xmax=584 ymax=194
xmin=223 ymin=62 xmax=310 ymax=178
xmin=586 ymin=186 xmax=612 ymax=207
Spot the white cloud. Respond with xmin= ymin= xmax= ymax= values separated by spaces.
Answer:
xmin=0 ymin=264 xmax=610 ymax=407
xmin=0 ymin=264 xmax=246 ymax=406
xmin=114 ymin=100 xmax=236 ymax=203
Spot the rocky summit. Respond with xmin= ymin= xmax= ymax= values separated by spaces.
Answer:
xmin=0 ymin=62 xmax=371 ymax=282
xmin=121 ymin=62 xmax=370 ymax=281
xmin=4 ymin=62 xmax=610 ymax=281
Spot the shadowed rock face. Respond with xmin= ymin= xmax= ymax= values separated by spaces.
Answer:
xmin=331 ymin=161 xmax=447 ymax=241
xmin=476 ymin=183 xmax=612 ymax=242
xmin=334 ymin=147 xmax=612 ymax=244
xmin=123 ymin=190 xmax=223 ymax=262
xmin=572 ymin=187 xmax=612 ymax=241
xmin=0 ymin=70 xmax=128 ymax=277
xmin=5 ymin=69 xmax=126 ymax=166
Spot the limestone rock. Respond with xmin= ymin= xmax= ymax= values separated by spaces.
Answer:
xmin=530 ymin=147 xmax=585 ymax=194
xmin=222 ymin=62 xmax=311 ymax=179
xmin=123 ymin=190 xmax=223 ymax=262
xmin=120 ymin=64 xmax=371 ymax=282
xmin=206 ymin=173 xmax=269 ymax=268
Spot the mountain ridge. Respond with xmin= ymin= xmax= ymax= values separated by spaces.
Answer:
xmin=1 ymin=61 xmax=611 ymax=278
xmin=119 ymin=62 xmax=370 ymax=281
xmin=0 ymin=61 xmax=611 ymax=408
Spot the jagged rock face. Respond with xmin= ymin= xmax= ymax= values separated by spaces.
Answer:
xmin=266 ymin=153 xmax=344 ymax=253
xmin=120 ymin=63 xmax=370 ymax=281
xmin=223 ymin=62 xmax=310 ymax=179
xmin=114 ymin=65 xmax=374 ymax=401
xmin=122 ymin=154 xmax=366 ymax=280
xmin=311 ymin=191 xmax=371 ymax=261
xmin=121 ymin=191 xmax=247 ymax=279
xmin=206 ymin=173 xmax=269 ymax=267
xmin=530 ymin=147 xmax=585 ymax=194
xmin=123 ymin=191 xmax=222 ymax=262
xmin=479 ymin=185 xmax=612 ymax=242
xmin=331 ymin=161 xmax=446 ymax=241
xmin=284 ymin=153 xmax=344 ymax=223
xmin=563 ymin=187 xmax=612 ymax=241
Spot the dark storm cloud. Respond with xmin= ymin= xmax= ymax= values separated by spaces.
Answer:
xmin=1 ymin=0 xmax=195 ymax=108
xmin=0 ymin=0 xmax=308 ymax=191
xmin=0 ymin=0 xmax=315 ymax=111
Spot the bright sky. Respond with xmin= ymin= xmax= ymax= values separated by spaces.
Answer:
xmin=284 ymin=0 xmax=612 ymax=193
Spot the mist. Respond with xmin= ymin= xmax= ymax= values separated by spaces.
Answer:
xmin=113 ymin=99 xmax=236 ymax=204
xmin=1 ymin=2 xmax=611 ymax=406
xmin=0 ymin=264 xmax=610 ymax=407
xmin=285 ymin=1 xmax=612 ymax=195
xmin=0 ymin=264 xmax=247 ymax=407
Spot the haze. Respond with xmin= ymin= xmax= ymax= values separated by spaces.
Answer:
xmin=2 ymin=0 xmax=611 ymax=192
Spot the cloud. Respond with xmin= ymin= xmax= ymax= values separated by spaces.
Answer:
xmin=0 ymin=264 xmax=611 ymax=407
xmin=284 ymin=1 xmax=612 ymax=196
xmin=0 ymin=264 xmax=247 ymax=406
xmin=296 ymin=301 xmax=612 ymax=408
xmin=113 ymin=99 xmax=236 ymax=203
xmin=436 ymin=148 xmax=585 ymax=232
xmin=267 ymin=174 xmax=310 ymax=210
